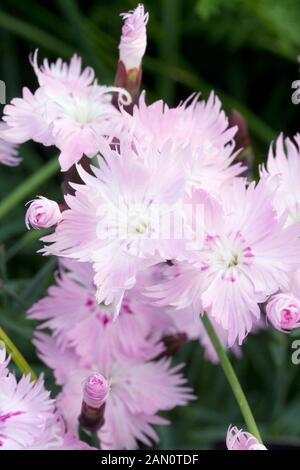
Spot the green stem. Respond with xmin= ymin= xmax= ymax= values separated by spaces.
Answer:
xmin=201 ymin=313 xmax=262 ymax=442
xmin=0 ymin=326 xmax=37 ymax=380
xmin=0 ymin=157 xmax=59 ymax=220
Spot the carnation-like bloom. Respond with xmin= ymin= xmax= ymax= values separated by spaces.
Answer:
xmin=0 ymin=124 xmax=20 ymax=166
xmin=0 ymin=346 xmax=91 ymax=450
xmin=28 ymin=259 xmax=171 ymax=364
xmin=0 ymin=87 xmax=55 ymax=146
xmin=33 ymin=334 xmax=194 ymax=450
xmin=31 ymin=49 xmax=96 ymax=93
xmin=0 ymin=52 xmax=131 ymax=171
xmin=119 ymin=4 xmax=148 ymax=71
xmin=260 ymin=133 xmax=300 ymax=225
xmin=121 ymin=92 xmax=243 ymax=195
xmin=147 ymin=179 xmax=300 ymax=345
xmin=226 ymin=426 xmax=267 ymax=450
xmin=266 ymin=293 xmax=300 ymax=332
xmin=25 ymin=196 xmax=62 ymax=229
xmin=198 ymin=179 xmax=300 ymax=345
xmin=41 ymin=139 xmax=188 ymax=309
xmin=48 ymin=86 xmax=129 ymax=171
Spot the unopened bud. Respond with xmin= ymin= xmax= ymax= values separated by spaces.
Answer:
xmin=266 ymin=293 xmax=300 ymax=332
xmin=79 ymin=373 xmax=109 ymax=432
xmin=115 ymin=4 xmax=148 ymax=105
xmin=25 ymin=196 xmax=61 ymax=229
xmin=119 ymin=4 xmax=148 ymax=71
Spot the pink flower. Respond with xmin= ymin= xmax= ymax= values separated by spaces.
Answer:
xmin=33 ymin=334 xmax=195 ymax=450
xmin=199 ymin=179 xmax=300 ymax=345
xmin=41 ymin=139 xmax=188 ymax=309
xmin=148 ymin=180 xmax=300 ymax=345
xmin=31 ymin=49 xmax=96 ymax=93
xmin=125 ymin=92 xmax=236 ymax=149
xmin=49 ymin=86 xmax=129 ymax=171
xmin=28 ymin=259 xmax=170 ymax=364
xmin=0 ymin=346 xmax=90 ymax=450
xmin=119 ymin=4 xmax=149 ymax=70
xmin=98 ymin=358 xmax=194 ymax=450
xmin=266 ymin=293 xmax=300 ymax=332
xmin=1 ymin=87 xmax=55 ymax=146
xmin=25 ymin=415 xmax=93 ymax=450
xmin=25 ymin=196 xmax=62 ymax=229
xmin=121 ymin=92 xmax=243 ymax=195
xmin=226 ymin=426 xmax=267 ymax=450
xmin=0 ymin=52 xmax=131 ymax=171
xmin=260 ymin=133 xmax=300 ymax=225
xmin=0 ymin=124 xmax=20 ymax=166
xmin=0 ymin=348 xmax=53 ymax=450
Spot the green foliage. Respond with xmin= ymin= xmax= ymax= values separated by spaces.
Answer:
xmin=196 ymin=0 xmax=300 ymax=60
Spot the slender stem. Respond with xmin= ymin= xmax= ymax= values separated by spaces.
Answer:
xmin=0 ymin=326 xmax=37 ymax=381
xmin=0 ymin=157 xmax=59 ymax=221
xmin=201 ymin=313 xmax=262 ymax=442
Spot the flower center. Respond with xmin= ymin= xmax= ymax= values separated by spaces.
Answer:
xmin=85 ymin=297 xmax=114 ymax=325
xmin=128 ymin=215 xmax=150 ymax=235
xmin=85 ymin=296 xmax=134 ymax=325
xmin=67 ymin=100 xmax=99 ymax=124
xmin=228 ymin=253 xmax=239 ymax=267
xmin=205 ymin=231 xmax=254 ymax=281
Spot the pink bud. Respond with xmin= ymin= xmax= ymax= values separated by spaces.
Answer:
xmin=79 ymin=373 xmax=110 ymax=432
xmin=83 ymin=373 xmax=109 ymax=408
xmin=266 ymin=293 xmax=300 ymax=332
xmin=226 ymin=426 xmax=267 ymax=450
xmin=119 ymin=4 xmax=148 ymax=71
xmin=25 ymin=196 xmax=62 ymax=230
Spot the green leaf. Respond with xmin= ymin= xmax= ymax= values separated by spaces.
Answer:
xmin=0 ymin=9 xmax=74 ymax=57
xmin=19 ymin=258 xmax=57 ymax=308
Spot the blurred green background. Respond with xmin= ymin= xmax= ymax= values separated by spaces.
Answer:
xmin=1 ymin=0 xmax=300 ymax=449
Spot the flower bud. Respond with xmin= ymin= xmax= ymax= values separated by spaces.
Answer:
xmin=266 ymin=293 xmax=300 ymax=332
xmin=226 ymin=426 xmax=267 ymax=451
xmin=119 ymin=4 xmax=148 ymax=71
xmin=83 ymin=373 xmax=109 ymax=408
xmin=115 ymin=4 xmax=148 ymax=105
xmin=79 ymin=373 xmax=109 ymax=432
xmin=25 ymin=196 xmax=62 ymax=230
